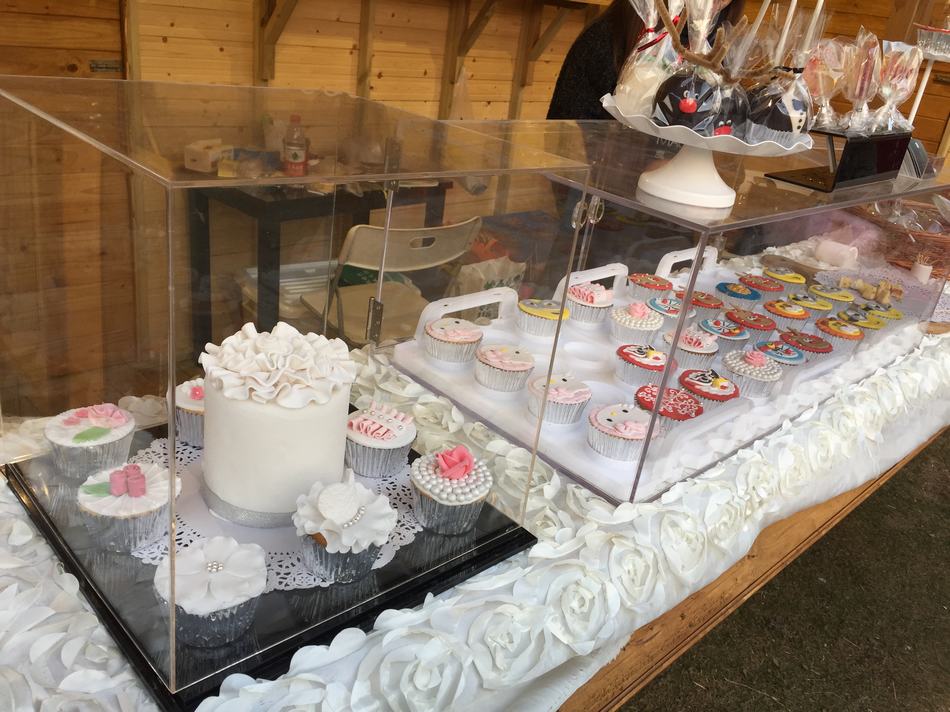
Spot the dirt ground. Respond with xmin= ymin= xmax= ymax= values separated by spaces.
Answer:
xmin=624 ymin=430 xmax=950 ymax=712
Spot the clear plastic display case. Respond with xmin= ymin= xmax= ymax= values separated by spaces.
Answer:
xmin=0 ymin=77 xmax=590 ymax=709
xmin=444 ymin=119 xmax=948 ymax=504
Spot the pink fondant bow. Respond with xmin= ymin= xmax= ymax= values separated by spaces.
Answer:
xmin=436 ymin=445 xmax=475 ymax=480
xmin=109 ymin=464 xmax=146 ymax=497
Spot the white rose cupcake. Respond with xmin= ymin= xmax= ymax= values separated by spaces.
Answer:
xmin=77 ymin=462 xmax=182 ymax=552
xmin=344 ymin=402 xmax=416 ymax=478
xmin=422 ymin=317 xmax=483 ymax=362
xmin=44 ymin=404 xmax=135 ymax=480
xmin=474 ymin=344 xmax=535 ymax=391
xmin=565 ymin=282 xmax=614 ymax=324
xmin=410 ymin=445 xmax=492 ymax=535
xmin=587 ymin=403 xmax=655 ymax=461
xmin=609 ymin=301 xmax=664 ymax=343
xmin=293 ymin=471 xmax=397 ymax=583
xmin=154 ymin=536 xmax=266 ymax=648
xmin=527 ymin=374 xmax=592 ymax=424
xmin=517 ymin=299 xmax=569 ymax=337
xmin=175 ymin=378 xmax=205 ymax=447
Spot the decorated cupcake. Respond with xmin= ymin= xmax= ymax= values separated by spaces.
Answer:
xmin=815 ymin=317 xmax=864 ymax=356
xmin=410 ymin=445 xmax=492 ymax=535
xmin=587 ymin=404 xmax=655 ymax=461
xmin=527 ymin=374 xmax=592 ymax=424
xmin=739 ymin=273 xmax=786 ymax=301
xmin=725 ymin=308 xmax=777 ymax=337
xmin=565 ymin=282 xmax=613 ymax=324
xmin=857 ymin=300 xmax=903 ymax=321
xmin=474 ymin=344 xmax=535 ymax=392
xmin=77 ymin=462 xmax=181 ymax=552
xmin=780 ymin=329 xmax=834 ymax=363
xmin=615 ymin=344 xmax=672 ymax=387
xmin=763 ymin=300 xmax=810 ymax=331
xmin=787 ymin=292 xmax=833 ymax=327
xmin=628 ymin=273 xmax=672 ymax=301
xmin=715 ymin=281 xmax=761 ymax=306
xmin=763 ymin=267 xmax=806 ymax=291
xmin=293 ymin=471 xmax=397 ymax=582
xmin=154 ymin=536 xmax=266 ymax=648
xmin=647 ymin=297 xmax=696 ymax=326
xmin=175 ymin=378 xmax=205 ymax=447
xmin=517 ymin=299 xmax=569 ymax=337
xmin=722 ymin=349 xmax=783 ymax=397
xmin=634 ymin=384 xmax=703 ymax=433
xmin=422 ymin=317 xmax=483 ymax=362
xmin=675 ymin=289 xmax=724 ymax=319
xmin=663 ymin=325 xmax=719 ymax=370
xmin=44 ymin=404 xmax=135 ymax=480
xmin=609 ymin=301 xmax=664 ymax=343
xmin=755 ymin=340 xmax=806 ymax=369
xmin=809 ymin=284 xmax=855 ymax=304
xmin=679 ymin=369 xmax=740 ymax=407
xmin=838 ymin=307 xmax=887 ymax=346
xmin=698 ymin=318 xmax=749 ymax=355
xmin=345 ymin=403 xmax=416 ymax=478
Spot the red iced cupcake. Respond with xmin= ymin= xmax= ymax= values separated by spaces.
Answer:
xmin=674 ymin=289 xmax=724 ymax=318
xmin=635 ymin=384 xmax=703 ymax=433
xmin=726 ymin=308 xmax=777 ymax=334
xmin=780 ymin=328 xmax=834 ymax=363
xmin=678 ymin=368 xmax=740 ymax=406
xmin=628 ymin=273 xmax=673 ymax=300
xmin=739 ymin=274 xmax=785 ymax=302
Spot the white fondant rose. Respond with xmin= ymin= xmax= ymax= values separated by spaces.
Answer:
xmin=411 ymin=395 xmax=465 ymax=453
xmin=527 ymin=506 xmax=578 ymax=543
xmin=819 ymin=401 xmax=861 ymax=456
xmin=734 ymin=452 xmax=781 ymax=517
xmin=658 ymin=510 xmax=707 ymax=585
xmin=802 ymin=421 xmax=843 ymax=474
xmin=513 ymin=559 xmax=620 ymax=656
xmin=491 ymin=446 xmax=558 ymax=520
xmin=581 ymin=530 xmax=663 ymax=614
xmin=842 ymin=389 xmax=886 ymax=442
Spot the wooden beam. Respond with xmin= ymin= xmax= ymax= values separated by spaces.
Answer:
xmin=508 ymin=0 xmax=543 ymax=119
xmin=437 ymin=0 xmax=469 ymax=119
xmin=529 ymin=6 xmax=570 ymax=62
xmin=257 ymin=0 xmax=298 ymax=84
xmin=356 ymin=0 xmax=376 ymax=98
xmin=120 ymin=0 xmax=137 ymax=80
xmin=459 ymin=0 xmax=500 ymax=57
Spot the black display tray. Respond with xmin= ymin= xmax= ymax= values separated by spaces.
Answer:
xmin=2 ymin=428 xmax=535 ymax=711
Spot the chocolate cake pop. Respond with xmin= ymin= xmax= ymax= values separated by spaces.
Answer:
xmin=712 ymin=83 xmax=749 ymax=138
xmin=745 ymin=77 xmax=811 ymax=146
xmin=651 ymin=70 xmax=722 ymax=135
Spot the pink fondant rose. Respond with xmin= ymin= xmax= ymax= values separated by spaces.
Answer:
xmin=190 ymin=385 xmax=205 ymax=400
xmin=744 ymin=350 xmax=768 ymax=367
xmin=109 ymin=464 xmax=146 ymax=497
xmin=63 ymin=403 xmax=127 ymax=428
xmin=436 ymin=445 xmax=475 ymax=480
xmin=627 ymin=302 xmax=650 ymax=318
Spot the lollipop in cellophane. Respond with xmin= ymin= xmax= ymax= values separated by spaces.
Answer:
xmin=804 ymin=38 xmax=847 ymax=130
xmin=841 ymin=27 xmax=882 ymax=134
xmin=871 ymin=41 xmax=924 ymax=133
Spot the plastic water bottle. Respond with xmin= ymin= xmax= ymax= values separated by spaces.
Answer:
xmin=282 ymin=114 xmax=308 ymax=177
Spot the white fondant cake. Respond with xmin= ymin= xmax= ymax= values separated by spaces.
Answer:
xmin=199 ymin=322 xmax=358 ymax=525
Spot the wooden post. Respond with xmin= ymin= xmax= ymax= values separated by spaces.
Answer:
xmin=438 ymin=0 xmax=470 ymax=119
xmin=356 ymin=0 xmax=376 ymax=98
xmin=508 ymin=0 xmax=543 ymax=120
xmin=256 ymin=0 xmax=298 ymax=84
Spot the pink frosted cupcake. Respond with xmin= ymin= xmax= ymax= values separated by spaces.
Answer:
xmin=422 ymin=317 xmax=483 ymax=362
xmin=566 ymin=282 xmax=614 ymax=324
xmin=609 ymin=301 xmax=664 ymax=343
xmin=587 ymin=403 xmax=655 ymax=461
xmin=527 ymin=374 xmax=592 ymax=424
xmin=663 ymin=325 xmax=719 ymax=370
xmin=474 ymin=344 xmax=535 ymax=391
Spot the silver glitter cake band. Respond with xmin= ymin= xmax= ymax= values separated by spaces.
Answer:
xmin=200 ymin=485 xmax=292 ymax=528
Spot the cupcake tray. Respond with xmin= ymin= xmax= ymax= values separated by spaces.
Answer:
xmin=2 ymin=427 xmax=534 ymax=711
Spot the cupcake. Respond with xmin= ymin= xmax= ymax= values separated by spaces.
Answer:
xmin=786 ymin=292 xmax=833 ymax=327
xmin=739 ymin=273 xmax=786 ymax=302
xmin=175 ymin=378 xmax=205 ymax=447
xmin=838 ymin=307 xmax=887 ymax=346
xmin=780 ymin=329 xmax=834 ymax=363
xmin=809 ymin=284 xmax=855 ymax=304
xmin=722 ymin=349 xmax=783 ymax=397
xmin=715 ymin=281 xmax=761 ymax=307
xmin=815 ymin=317 xmax=864 ymax=356
xmin=628 ymin=273 xmax=672 ymax=301
xmin=345 ymin=402 xmax=416 ymax=478
xmin=423 ymin=317 xmax=483 ymax=362
xmin=634 ymin=384 xmax=703 ymax=433
xmin=763 ymin=266 xmax=806 ymax=291
xmin=675 ymin=289 xmax=724 ymax=319
xmin=474 ymin=344 xmax=535 ymax=391
xmin=679 ymin=368 xmax=740 ymax=407
xmin=410 ymin=445 xmax=492 ymax=535
xmin=615 ymin=344 xmax=673 ymax=387
xmin=754 ymin=340 xmax=807 ymax=369
xmin=565 ymin=282 xmax=614 ymax=324
xmin=77 ymin=462 xmax=182 ymax=553
xmin=527 ymin=374 xmax=592 ymax=424
xmin=763 ymin=300 xmax=810 ymax=332
xmin=609 ymin=301 xmax=663 ymax=343
xmin=154 ymin=536 xmax=266 ymax=648
xmin=698 ymin=318 xmax=749 ymax=355
xmin=293 ymin=471 xmax=397 ymax=582
xmin=517 ymin=299 xmax=569 ymax=337
xmin=725 ymin=308 xmax=776 ymax=337
xmin=663 ymin=325 xmax=719 ymax=371
xmin=647 ymin=297 xmax=697 ymax=326
xmin=858 ymin=300 xmax=903 ymax=321
xmin=44 ymin=404 xmax=135 ymax=480
xmin=587 ymin=404 xmax=655 ymax=461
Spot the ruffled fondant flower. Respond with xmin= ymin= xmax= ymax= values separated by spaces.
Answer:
xmin=734 ymin=452 xmax=781 ymax=517
xmin=581 ymin=530 xmax=662 ymax=614
xmin=659 ymin=510 xmax=707 ymax=585
xmin=411 ymin=394 xmax=465 ymax=453
xmin=627 ymin=301 xmax=650 ymax=318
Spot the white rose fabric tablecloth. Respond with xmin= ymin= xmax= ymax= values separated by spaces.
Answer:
xmin=0 ymin=334 xmax=948 ymax=712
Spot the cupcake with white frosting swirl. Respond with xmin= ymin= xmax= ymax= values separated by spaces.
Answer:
xmin=175 ymin=378 xmax=205 ymax=447
xmin=474 ymin=344 xmax=535 ymax=391
xmin=293 ymin=470 xmax=397 ymax=583
xmin=565 ymin=282 xmax=614 ymax=323
xmin=410 ymin=444 xmax=492 ymax=535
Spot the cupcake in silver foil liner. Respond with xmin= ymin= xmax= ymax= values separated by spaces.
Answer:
xmin=344 ymin=402 xmax=416 ymax=479
xmin=422 ymin=317 xmax=483 ymax=362
xmin=410 ymin=445 xmax=492 ymax=536
xmin=526 ymin=374 xmax=592 ymax=425
xmin=300 ymin=537 xmax=381 ymax=584
xmin=44 ymin=404 xmax=135 ymax=481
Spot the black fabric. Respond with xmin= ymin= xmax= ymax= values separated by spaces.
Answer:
xmin=547 ymin=18 xmax=617 ymax=121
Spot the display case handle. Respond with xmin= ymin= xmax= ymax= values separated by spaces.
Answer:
xmin=552 ymin=262 xmax=629 ymax=301
xmin=413 ymin=287 xmax=520 ymax=343
xmin=655 ymin=246 xmax=718 ymax=279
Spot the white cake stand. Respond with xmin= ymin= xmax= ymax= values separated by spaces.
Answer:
xmin=601 ymin=93 xmax=814 ymax=209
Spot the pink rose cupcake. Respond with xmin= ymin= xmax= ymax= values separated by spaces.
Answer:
xmin=566 ymin=282 xmax=614 ymax=324
xmin=44 ymin=404 xmax=135 ymax=480
xmin=175 ymin=378 xmax=205 ymax=447
xmin=410 ymin=445 xmax=492 ymax=535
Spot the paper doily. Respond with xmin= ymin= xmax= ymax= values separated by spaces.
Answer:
xmin=128 ymin=438 xmax=422 ymax=592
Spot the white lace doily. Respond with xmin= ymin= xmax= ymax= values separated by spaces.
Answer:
xmin=128 ymin=438 xmax=422 ymax=591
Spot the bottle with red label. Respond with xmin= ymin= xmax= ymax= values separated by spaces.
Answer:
xmin=282 ymin=114 xmax=308 ymax=177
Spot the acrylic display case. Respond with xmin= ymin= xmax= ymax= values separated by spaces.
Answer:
xmin=0 ymin=77 xmax=590 ymax=710
xmin=445 ymin=119 xmax=948 ymax=504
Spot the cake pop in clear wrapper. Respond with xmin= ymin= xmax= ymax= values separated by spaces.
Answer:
xmin=652 ymin=68 xmax=724 ymax=135
xmin=804 ymin=38 xmax=846 ymax=129
xmin=614 ymin=0 xmax=685 ymax=116
xmin=746 ymin=74 xmax=812 ymax=147
xmin=871 ymin=41 xmax=923 ymax=132
xmin=841 ymin=27 xmax=882 ymax=134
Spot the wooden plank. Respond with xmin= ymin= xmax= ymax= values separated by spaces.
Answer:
xmin=528 ymin=6 xmax=570 ymax=62
xmin=0 ymin=12 xmax=120 ymax=50
xmin=562 ymin=427 xmax=948 ymax=712
xmin=356 ymin=0 xmax=377 ymax=97
xmin=437 ymin=0 xmax=469 ymax=118
xmin=508 ymin=0 xmax=542 ymax=120
xmin=0 ymin=0 xmax=120 ymax=20
xmin=0 ymin=46 xmax=122 ymax=78
xmin=460 ymin=0 xmax=501 ymax=56
xmin=259 ymin=0 xmax=299 ymax=82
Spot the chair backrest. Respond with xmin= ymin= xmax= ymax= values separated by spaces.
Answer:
xmin=338 ymin=216 xmax=481 ymax=273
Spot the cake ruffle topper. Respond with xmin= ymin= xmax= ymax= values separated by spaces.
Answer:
xmin=568 ymin=283 xmax=613 ymax=305
xmin=348 ymin=402 xmax=414 ymax=441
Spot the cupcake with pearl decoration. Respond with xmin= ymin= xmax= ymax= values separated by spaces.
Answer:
xmin=175 ymin=378 xmax=205 ymax=447
xmin=422 ymin=317 xmax=483 ymax=362
xmin=565 ymin=282 xmax=614 ymax=324
xmin=609 ymin=301 xmax=664 ymax=343
xmin=722 ymin=348 xmax=783 ymax=397
xmin=293 ymin=471 xmax=397 ymax=583
xmin=345 ymin=402 xmax=416 ymax=478
xmin=410 ymin=444 xmax=492 ymax=535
